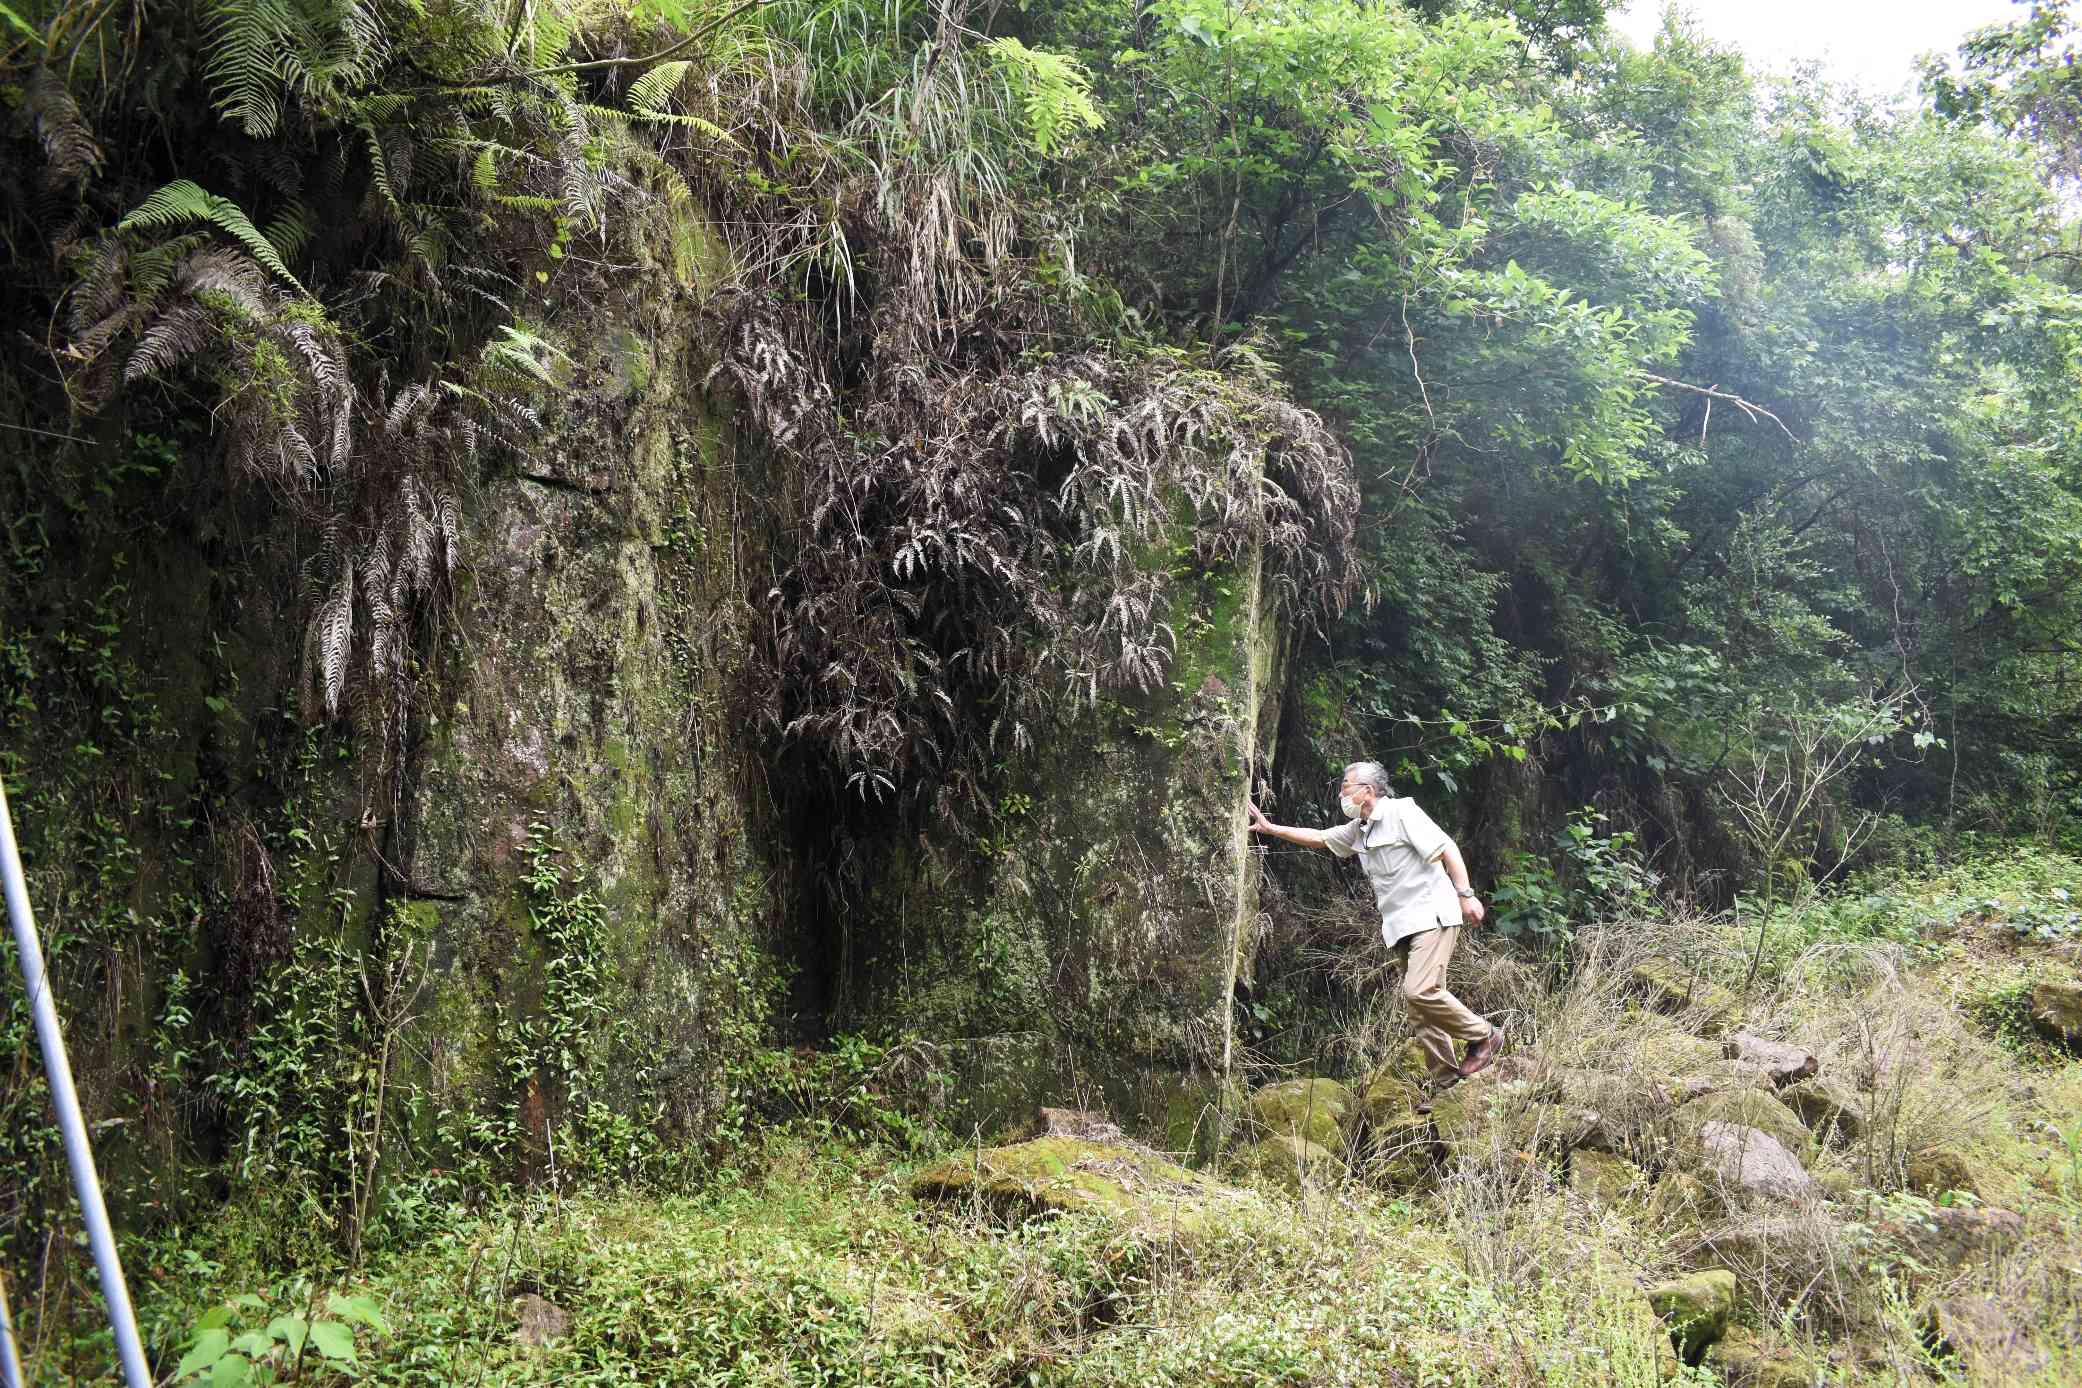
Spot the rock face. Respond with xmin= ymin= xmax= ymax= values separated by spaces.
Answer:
xmin=839 ymin=478 xmax=1291 ymax=1145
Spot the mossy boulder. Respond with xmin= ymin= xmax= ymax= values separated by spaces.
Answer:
xmin=1359 ymin=1063 xmax=1427 ymax=1126
xmin=2030 ymin=979 xmax=2082 ymax=1045
xmin=1673 ymin=1088 xmax=1812 ymax=1158
xmin=1432 ymin=1072 xmax=1597 ymax=1163
xmin=1707 ymin=1329 xmax=1812 ymax=1388
xmin=1250 ymin=1077 xmax=1355 ymax=1147
xmin=1645 ymin=1268 xmax=1738 ymax=1363
xmin=1904 ymin=1143 xmax=1980 ymax=1198
xmin=911 ymin=1137 xmax=1246 ymax=1229
xmin=1236 ymin=1133 xmax=1342 ymax=1192
xmin=1569 ymin=1150 xmax=1646 ymax=1205
xmin=1779 ymin=1074 xmax=1866 ymax=1144
xmin=1631 ymin=959 xmax=1739 ymax=1036
xmin=1636 ymin=1030 xmax=1727 ymax=1076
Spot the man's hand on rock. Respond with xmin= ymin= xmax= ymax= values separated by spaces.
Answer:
xmin=1247 ymin=800 xmax=1271 ymax=833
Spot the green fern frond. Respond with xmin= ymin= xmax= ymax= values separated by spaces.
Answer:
xmin=264 ymin=199 xmax=316 ymax=260
xmin=205 ymin=0 xmax=298 ymax=138
xmin=983 ymin=37 xmax=1103 ymax=158
xmin=628 ymin=60 xmax=692 ymax=115
xmin=117 ymin=180 xmax=307 ymax=292
xmin=491 ymin=194 xmax=561 ymax=212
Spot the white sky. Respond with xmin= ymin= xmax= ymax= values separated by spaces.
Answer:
xmin=1610 ymin=1 xmax=2029 ymax=96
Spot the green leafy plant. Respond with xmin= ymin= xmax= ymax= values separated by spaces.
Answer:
xmin=171 ymin=1291 xmax=389 ymax=1385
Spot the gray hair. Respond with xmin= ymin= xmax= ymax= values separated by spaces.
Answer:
xmin=1341 ymin=761 xmax=1391 ymax=795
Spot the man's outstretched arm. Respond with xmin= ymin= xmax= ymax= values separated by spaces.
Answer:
xmin=1248 ymin=800 xmax=1335 ymax=850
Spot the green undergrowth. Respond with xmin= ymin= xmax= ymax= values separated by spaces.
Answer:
xmin=121 ymin=1130 xmax=1683 ymax=1388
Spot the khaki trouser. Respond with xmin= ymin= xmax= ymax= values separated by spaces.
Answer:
xmin=1395 ymin=926 xmax=1493 ymax=1077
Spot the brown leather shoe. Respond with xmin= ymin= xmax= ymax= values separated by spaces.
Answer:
xmin=1458 ymin=1028 xmax=1505 ymax=1078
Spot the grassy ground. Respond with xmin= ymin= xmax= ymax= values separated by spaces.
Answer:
xmin=19 ymin=849 xmax=2082 ymax=1386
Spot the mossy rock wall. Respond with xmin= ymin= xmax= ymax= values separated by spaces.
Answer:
xmin=0 ymin=209 xmax=780 ymax=1246
xmin=842 ymin=526 xmax=1288 ymax=1149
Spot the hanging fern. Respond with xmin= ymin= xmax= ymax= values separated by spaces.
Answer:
xmin=117 ymin=180 xmax=307 ymax=292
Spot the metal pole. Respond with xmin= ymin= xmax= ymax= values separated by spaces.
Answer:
xmin=0 ymin=779 xmax=152 ymax=1388
xmin=0 ymin=1268 xmax=25 ymax=1388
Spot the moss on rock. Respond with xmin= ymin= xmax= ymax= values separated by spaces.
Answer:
xmin=1249 ymin=1077 xmax=1355 ymax=1147
xmin=1645 ymin=1268 xmax=1737 ymax=1363
xmin=911 ymin=1137 xmax=1249 ymax=1231
xmin=1673 ymin=1088 xmax=1811 ymax=1158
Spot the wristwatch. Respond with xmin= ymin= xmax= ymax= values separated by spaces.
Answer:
xmin=1456 ymin=888 xmax=1478 ymax=898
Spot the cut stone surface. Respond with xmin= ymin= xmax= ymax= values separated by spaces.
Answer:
xmin=1779 ymin=1074 xmax=1866 ymax=1144
xmin=912 ymin=1137 xmax=1247 ymax=1228
xmin=2030 ymin=979 xmax=2082 ymax=1044
xmin=1646 ymin=1268 xmax=1738 ymax=1362
xmin=1688 ymin=1122 xmax=1816 ymax=1200
xmin=1674 ymin=1088 xmax=1812 ymax=1158
xmin=1570 ymin=1149 xmax=1646 ymax=1204
xmin=1630 ymin=959 xmax=1740 ymax=1035
xmin=1721 ymin=1031 xmax=1819 ymax=1086
xmin=1250 ymin=1077 xmax=1356 ymax=1147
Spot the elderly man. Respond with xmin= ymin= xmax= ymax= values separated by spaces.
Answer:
xmin=1249 ymin=761 xmax=1503 ymax=1085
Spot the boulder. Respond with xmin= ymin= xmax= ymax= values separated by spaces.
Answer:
xmin=1879 ymin=1203 xmax=2024 ymax=1268
xmin=1027 ymin=1107 xmax=1122 ymax=1142
xmin=1630 ymin=959 xmax=1740 ymax=1036
xmin=1721 ymin=1031 xmax=1819 ymax=1086
xmin=1707 ymin=1329 xmax=1812 ymax=1388
xmin=1237 ymin=1133 xmax=1342 ymax=1192
xmin=1637 ymin=1030 xmax=1727 ymax=1076
xmin=1359 ymin=1068 xmax=1426 ymax=1129
xmin=1549 ymin=1065 xmax=1678 ymax=1157
xmin=1673 ymin=1089 xmax=1812 ymax=1158
xmin=513 ymin=1293 xmax=571 ymax=1350
xmin=1570 ymin=1149 xmax=1647 ymax=1205
xmin=1645 ymin=1268 xmax=1738 ymax=1362
xmin=1673 ymin=1059 xmax=1778 ymax=1101
xmin=1431 ymin=1072 xmax=1597 ymax=1162
xmin=912 ymin=1137 xmax=1247 ymax=1228
xmin=1903 ymin=1144 xmax=1979 ymax=1199
xmin=1925 ymin=1294 xmax=2049 ymax=1382
xmin=1778 ymin=1075 xmax=1865 ymax=1145
xmin=1688 ymin=1122 xmax=1817 ymax=1201
xmin=2030 ymin=979 xmax=2082 ymax=1045
xmin=1250 ymin=1077 xmax=1355 ymax=1148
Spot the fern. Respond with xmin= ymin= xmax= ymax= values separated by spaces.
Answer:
xmin=24 ymin=68 xmax=104 ymax=190
xmin=118 ymin=181 xmax=307 ymax=292
xmin=983 ymin=37 xmax=1103 ymax=158
xmin=205 ymin=0 xmax=298 ymax=138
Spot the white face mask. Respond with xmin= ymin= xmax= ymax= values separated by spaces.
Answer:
xmin=1340 ymin=794 xmax=1364 ymax=820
